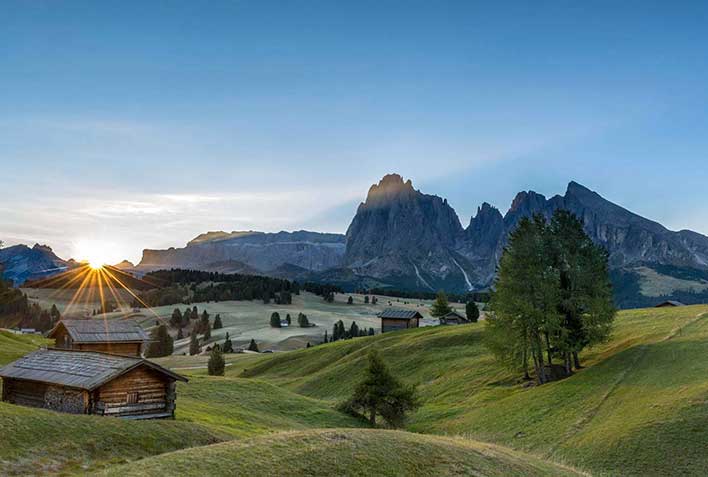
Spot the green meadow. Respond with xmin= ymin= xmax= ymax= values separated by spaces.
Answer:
xmin=1 ymin=305 xmax=706 ymax=475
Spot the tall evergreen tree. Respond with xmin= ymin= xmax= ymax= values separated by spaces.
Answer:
xmin=213 ymin=314 xmax=223 ymax=329
xmin=248 ymin=338 xmax=259 ymax=352
xmin=343 ymin=350 xmax=419 ymax=427
xmin=189 ymin=332 xmax=200 ymax=356
xmin=270 ymin=312 xmax=281 ymax=328
xmin=170 ymin=308 xmax=183 ymax=327
xmin=465 ymin=301 xmax=480 ymax=323
xmin=207 ymin=345 xmax=225 ymax=376
xmin=146 ymin=325 xmax=174 ymax=358
xmin=430 ymin=291 xmax=453 ymax=317
xmin=223 ymin=332 xmax=233 ymax=353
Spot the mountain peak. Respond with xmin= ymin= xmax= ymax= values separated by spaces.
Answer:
xmin=364 ymin=173 xmax=416 ymax=206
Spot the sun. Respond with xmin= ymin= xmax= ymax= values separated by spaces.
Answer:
xmin=74 ymin=239 xmax=115 ymax=271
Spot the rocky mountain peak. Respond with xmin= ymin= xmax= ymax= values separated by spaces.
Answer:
xmin=363 ymin=173 xmax=416 ymax=207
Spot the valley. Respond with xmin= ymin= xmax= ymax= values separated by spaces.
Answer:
xmin=1 ymin=304 xmax=707 ymax=476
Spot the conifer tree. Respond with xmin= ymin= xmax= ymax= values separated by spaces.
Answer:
xmin=146 ymin=325 xmax=174 ymax=358
xmin=208 ymin=345 xmax=225 ymax=376
xmin=430 ymin=291 xmax=453 ymax=317
xmin=466 ymin=301 xmax=480 ymax=323
xmin=213 ymin=314 xmax=223 ymax=329
xmin=347 ymin=296 xmax=353 ymax=305
xmin=248 ymin=338 xmax=259 ymax=352
xmin=189 ymin=332 xmax=200 ymax=356
xmin=343 ymin=350 xmax=419 ymax=427
xmin=223 ymin=332 xmax=233 ymax=353
xmin=270 ymin=312 xmax=281 ymax=328
xmin=286 ymin=313 xmax=291 ymax=325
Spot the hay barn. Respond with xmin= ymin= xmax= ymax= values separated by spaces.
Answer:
xmin=0 ymin=348 xmax=186 ymax=419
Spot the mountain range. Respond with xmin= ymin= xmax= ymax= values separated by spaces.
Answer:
xmin=3 ymin=174 xmax=708 ymax=308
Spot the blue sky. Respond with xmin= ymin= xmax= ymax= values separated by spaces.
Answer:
xmin=2 ymin=1 xmax=708 ymax=263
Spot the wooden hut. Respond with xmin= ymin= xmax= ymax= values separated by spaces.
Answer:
xmin=377 ymin=309 xmax=422 ymax=333
xmin=0 ymin=348 xmax=186 ymax=419
xmin=439 ymin=310 xmax=470 ymax=325
xmin=47 ymin=319 xmax=149 ymax=356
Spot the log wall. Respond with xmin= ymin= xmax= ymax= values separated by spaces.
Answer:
xmin=94 ymin=365 xmax=173 ymax=418
xmin=77 ymin=342 xmax=142 ymax=356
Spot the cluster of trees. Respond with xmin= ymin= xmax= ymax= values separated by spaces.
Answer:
xmin=0 ymin=280 xmax=60 ymax=331
xmin=339 ymin=351 xmax=419 ymax=427
xmin=169 ymin=306 xmax=213 ymax=338
xmin=303 ymin=282 xmax=342 ymax=301
xmin=325 ymin=320 xmax=374 ymax=343
xmin=367 ymin=288 xmax=490 ymax=304
xmin=486 ymin=211 xmax=616 ymax=384
xmin=146 ymin=324 xmax=174 ymax=358
xmin=136 ymin=269 xmax=300 ymax=307
xmin=269 ymin=312 xmax=313 ymax=328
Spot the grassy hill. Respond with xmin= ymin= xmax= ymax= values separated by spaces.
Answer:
xmin=0 ymin=329 xmax=50 ymax=364
xmin=238 ymin=305 xmax=708 ymax=476
xmin=98 ymin=429 xmax=585 ymax=477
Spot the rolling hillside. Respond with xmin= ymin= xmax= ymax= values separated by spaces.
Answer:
xmin=239 ymin=305 xmax=708 ymax=476
xmin=99 ymin=429 xmax=585 ymax=477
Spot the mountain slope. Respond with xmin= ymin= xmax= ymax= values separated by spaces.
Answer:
xmin=139 ymin=230 xmax=345 ymax=273
xmin=239 ymin=305 xmax=708 ymax=476
xmin=0 ymin=244 xmax=71 ymax=286
xmin=99 ymin=429 xmax=584 ymax=477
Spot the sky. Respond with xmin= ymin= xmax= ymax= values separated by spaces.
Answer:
xmin=2 ymin=1 xmax=708 ymax=264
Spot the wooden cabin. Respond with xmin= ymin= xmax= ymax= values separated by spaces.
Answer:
xmin=0 ymin=349 xmax=186 ymax=419
xmin=655 ymin=300 xmax=686 ymax=308
xmin=377 ymin=309 xmax=422 ymax=333
xmin=439 ymin=310 xmax=470 ymax=325
xmin=48 ymin=319 xmax=149 ymax=356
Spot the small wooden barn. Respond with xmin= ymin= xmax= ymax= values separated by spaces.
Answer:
xmin=48 ymin=319 xmax=149 ymax=357
xmin=439 ymin=310 xmax=470 ymax=325
xmin=0 ymin=348 xmax=186 ymax=419
xmin=377 ymin=309 xmax=422 ymax=333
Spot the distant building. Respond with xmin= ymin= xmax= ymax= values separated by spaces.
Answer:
xmin=439 ymin=310 xmax=470 ymax=325
xmin=47 ymin=319 xmax=149 ymax=357
xmin=0 ymin=348 xmax=186 ymax=419
xmin=655 ymin=300 xmax=686 ymax=308
xmin=377 ymin=309 xmax=422 ymax=333
xmin=19 ymin=328 xmax=39 ymax=335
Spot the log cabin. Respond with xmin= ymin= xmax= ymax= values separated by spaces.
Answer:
xmin=377 ymin=308 xmax=422 ymax=333
xmin=439 ymin=310 xmax=470 ymax=325
xmin=47 ymin=319 xmax=149 ymax=356
xmin=0 ymin=348 xmax=187 ymax=419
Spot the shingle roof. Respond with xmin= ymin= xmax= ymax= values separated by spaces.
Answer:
xmin=0 ymin=349 xmax=187 ymax=390
xmin=48 ymin=319 xmax=149 ymax=343
xmin=442 ymin=311 xmax=467 ymax=320
xmin=377 ymin=308 xmax=423 ymax=320
xmin=656 ymin=300 xmax=686 ymax=307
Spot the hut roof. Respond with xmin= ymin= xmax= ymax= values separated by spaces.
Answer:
xmin=377 ymin=308 xmax=423 ymax=320
xmin=442 ymin=310 xmax=467 ymax=319
xmin=0 ymin=349 xmax=187 ymax=391
xmin=47 ymin=319 xmax=149 ymax=344
xmin=655 ymin=300 xmax=686 ymax=307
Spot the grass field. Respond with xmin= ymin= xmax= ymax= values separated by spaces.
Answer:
xmin=23 ymin=289 xmax=467 ymax=352
xmin=237 ymin=304 xmax=708 ymax=476
xmin=1 ymin=304 xmax=706 ymax=475
xmin=98 ymin=429 xmax=586 ymax=477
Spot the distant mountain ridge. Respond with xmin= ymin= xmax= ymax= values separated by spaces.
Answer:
xmin=0 ymin=244 xmax=71 ymax=286
xmin=5 ymin=174 xmax=708 ymax=308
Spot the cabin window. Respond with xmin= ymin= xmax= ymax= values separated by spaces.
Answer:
xmin=126 ymin=392 xmax=139 ymax=404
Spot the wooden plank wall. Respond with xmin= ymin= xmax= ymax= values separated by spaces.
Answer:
xmin=95 ymin=366 xmax=172 ymax=417
xmin=78 ymin=342 xmax=142 ymax=356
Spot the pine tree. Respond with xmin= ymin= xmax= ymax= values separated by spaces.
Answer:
xmin=343 ymin=350 xmax=419 ymax=427
xmin=364 ymin=296 xmax=370 ymax=304
xmin=270 ymin=312 xmax=281 ymax=328
xmin=347 ymin=296 xmax=353 ymax=305
xmin=430 ymin=291 xmax=453 ymax=317
xmin=323 ymin=330 xmax=328 ymax=343
xmin=297 ymin=312 xmax=310 ymax=327
xmin=248 ymin=338 xmax=259 ymax=352
xmin=368 ymin=327 xmax=375 ymax=336
xmin=286 ymin=314 xmax=291 ymax=326
xmin=146 ymin=325 xmax=174 ymax=358
xmin=223 ymin=332 xmax=233 ymax=353
xmin=49 ymin=304 xmax=61 ymax=324
xmin=466 ymin=301 xmax=480 ymax=323
xmin=189 ymin=332 xmax=200 ymax=356
xmin=349 ymin=321 xmax=359 ymax=337
xmin=204 ymin=321 xmax=211 ymax=341
xmin=207 ymin=345 xmax=225 ymax=376
xmin=170 ymin=308 xmax=183 ymax=327
xmin=213 ymin=314 xmax=223 ymax=329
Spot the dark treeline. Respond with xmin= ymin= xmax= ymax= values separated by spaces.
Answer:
xmin=135 ymin=269 xmax=300 ymax=307
xmin=0 ymin=279 xmax=60 ymax=331
xmin=366 ymin=288 xmax=490 ymax=303
xmin=303 ymin=282 xmax=343 ymax=297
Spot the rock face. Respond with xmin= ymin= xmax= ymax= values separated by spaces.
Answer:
xmin=340 ymin=176 xmax=708 ymax=298
xmin=0 ymin=244 xmax=70 ymax=286
xmin=139 ymin=230 xmax=346 ymax=273
xmin=343 ymin=174 xmax=469 ymax=291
